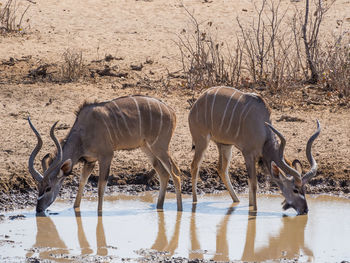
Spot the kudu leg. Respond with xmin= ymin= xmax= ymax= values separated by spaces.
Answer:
xmin=190 ymin=135 xmax=210 ymax=202
xmin=169 ymin=156 xmax=183 ymax=211
xmin=154 ymin=160 xmax=170 ymax=210
xmin=243 ymin=154 xmax=257 ymax=210
xmin=142 ymin=146 xmax=170 ymax=210
xmin=148 ymin=145 xmax=183 ymax=211
xmin=97 ymin=156 xmax=113 ymax=213
xmin=162 ymin=155 xmax=183 ymax=211
xmin=74 ymin=162 xmax=96 ymax=208
xmin=217 ymin=143 xmax=240 ymax=203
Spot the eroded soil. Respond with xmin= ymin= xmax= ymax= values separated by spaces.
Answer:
xmin=0 ymin=70 xmax=349 ymax=212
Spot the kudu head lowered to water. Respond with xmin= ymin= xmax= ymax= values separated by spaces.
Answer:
xmin=28 ymin=95 xmax=183 ymax=214
xmin=264 ymin=120 xmax=321 ymax=215
xmin=188 ymin=86 xmax=321 ymax=215
xmin=28 ymin=118 xmax=72 ymax=213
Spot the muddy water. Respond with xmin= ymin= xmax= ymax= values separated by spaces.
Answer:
xmin=0 ymin=193 xmax=349 ymax=262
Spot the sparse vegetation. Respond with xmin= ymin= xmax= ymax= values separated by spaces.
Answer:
xmin=177 ymin=0 xmax=350 ymax=96
xmin=320 ymin=38 xmax=350 ymax=96
xmin=60 ymin=49 xmax=84 ymax=82
xmin=236 ymin=0 xmax=293 ymax=90
xmin=0 ymin=0 xmax=32 ymax=34
xmin=177 ymin=6 xmax=243 ymax=92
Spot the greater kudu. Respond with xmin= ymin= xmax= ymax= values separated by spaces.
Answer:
xmin=189 ymin=86 xmax=321 ymax=214
xmin=28 ymin=95 xmax=183 ymax=213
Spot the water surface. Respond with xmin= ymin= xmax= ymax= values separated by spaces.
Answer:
xmin=0 ymin=193 xmax=349 ymax=262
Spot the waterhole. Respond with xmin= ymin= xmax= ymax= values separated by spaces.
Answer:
xmin=0 ymin=193 xmax=349 ymax=262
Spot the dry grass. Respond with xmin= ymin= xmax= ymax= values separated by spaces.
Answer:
xmin=320 ymin=37 xmax=350 ymax=96
xmin=176 ymin=6 xmax=243 ymax=93
xmin=0 ymin=0 xmax=32 ymax=34
xmin=60 ymin=49 xmax=84 ymax=82
xmin=177 ymin=0 xmax=350 ymax=97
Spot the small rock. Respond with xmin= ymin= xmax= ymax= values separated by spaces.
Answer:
xmin=9 ymin=214 xmax=25 ymax=220
xmin=117 ymin=179 xmax=127 ymax=185
xmin=145 ymin=58 xmax=153 ymax=64
xmin=276 ymin=115 xmax=305 ymax=123
xmin=130 ymin=64 xmax=143 ymax=71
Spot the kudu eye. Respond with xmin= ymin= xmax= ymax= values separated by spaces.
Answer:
xmin=45 ymin=187 xmax=52 ymax=193
xmin=293 ymin=189 xmax=299 ymax=194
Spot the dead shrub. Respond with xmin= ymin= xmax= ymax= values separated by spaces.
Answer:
xmin=176 ymin=6 xmax=243 ymax=92
xmin=177 ymin=0 xmax=349 ymax=97
xmin=60 ymin=49 xmax=84 ymax=82
xmin=236 ymin=0 xmax=296 ymax=89
xmin=320 ymin=36 xmax=350 ymax=96
xmin=0 ymin=0 xmax=32 ymax=34
xmin=293 ymin=0 xmax=336 ymax=83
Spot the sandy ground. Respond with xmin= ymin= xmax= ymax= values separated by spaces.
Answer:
xmin=0 ymin=0 xmax=349 ymax=208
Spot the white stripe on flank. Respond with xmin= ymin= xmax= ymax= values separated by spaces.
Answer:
xmin=242 ymin=103 xmax=253 ymax=125
xmin=112 ymin=101 xmax=132 ymax=137
xmin=234 ymin=101 xmax=251 ymax=138
xmin=148 ymin=98 xmax=172 ymax=144
xmin=162 ymin=103 xmax=172 ymax=134
xmin=195 ymin=101 xmax=199 ymax=123
xmin=131 ymin=97 xmax=142 ymax=137
xmin=199 ymin=87 xmax=217 ymax=124
xmin=211 ymin=87 xmax=222 ymax=130
xmin=225 ymin=94 xmax=244 ymax=133
xmin=219 ymin=90 xmax=237 ymax=132
xmin=146 ymin=98 xmax=153 ymax=132
xmin=150 ymin=100 xmax=163 ymax=147
xmin=204 ymin=91 xmax=209 ymax=124
xmin=204 ymin=87 xmax=218 ymax=124
xmin=106 ymin=103 xmax=121 ymax=140
xmin=102 ymin=117 xmax=114 ymax=147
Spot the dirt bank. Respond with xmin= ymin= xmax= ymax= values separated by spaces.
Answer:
xmin=0 ymin=76 xmax=349 ymax=211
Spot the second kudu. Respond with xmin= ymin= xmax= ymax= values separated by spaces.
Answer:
xmin=28 ymin=95 xmax=183 ymax=213
xmin=189 ymin=86 xmax=321 ymax=215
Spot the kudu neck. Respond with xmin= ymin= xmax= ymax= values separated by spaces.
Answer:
xmin=262 ymin=134 xmax=284 ymax=172
xmin=61 ymin=130 xmax=82 ymax=166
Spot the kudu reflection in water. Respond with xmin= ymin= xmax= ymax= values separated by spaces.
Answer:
xmin=74 ymin=211 xmax=108 ymax=256
xmin=241 ymin=214 xmax=313 ymax=261
xmin=75 ymin=211 xmax=93 ymax=255
xmin=26 ymin=216 xmax=68 ymax=261
xmin=151 ymin=211 xmax=182 ymax=256
xmin=189 ymin=204 xmax=203 ymax=260
xmin=27 ymin=213 xmax=108 ymax=260
xmin=190 ymin=204 xmax=237 ymax=261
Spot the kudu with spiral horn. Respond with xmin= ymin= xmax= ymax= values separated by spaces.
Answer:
xmin=28 ymin=117 xmax=72 ymax=213
xmin=265 ymin=120 xmax=321 ymax=213
xmin=189 ymin=86 xmax=321 ymax=214
xmin=28 ymin=96 xmax=183 ymax=213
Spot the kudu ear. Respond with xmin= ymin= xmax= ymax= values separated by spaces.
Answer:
xmin=42 ymin=154 xmax=53 ymax=172
xmin=270 ymin=161 xmax=289 ymax=182
xmin=270 ymin=161 xmax=280 ymax=179
xmin=292 ymin=159 xmax=303 ymax=174
xmin=60 ymin=159 xmax=72 ymax=175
